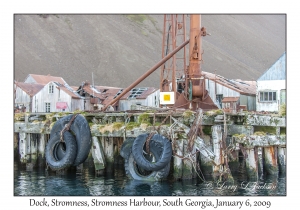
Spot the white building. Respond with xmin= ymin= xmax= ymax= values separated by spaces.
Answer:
xmin=14 ymin=82 xmax=44 ymax=112
xmin=256 ymin=53 xmax=286 ymax=112
xmin=31 ymin=81 xmax=84 ymax=113
xmin=19 ymin=74 xmax=84 ymax=113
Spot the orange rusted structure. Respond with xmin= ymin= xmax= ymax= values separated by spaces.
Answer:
xmin=103 ymin=14 xmax=218 ymax=111
xmin=173 ymin=15 xmax=218 ymax=110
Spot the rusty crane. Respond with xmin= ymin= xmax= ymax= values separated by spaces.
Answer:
xmin=102 ymin=14 xmax=218 ymax=111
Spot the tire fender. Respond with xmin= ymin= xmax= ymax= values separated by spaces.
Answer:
xmin=50 ymin=114 xmax=92 ymax=166
xmin=45 ymin=131 xmax=77 ymax=170
xmin=132 ymin=133 xmax=172 ymax=171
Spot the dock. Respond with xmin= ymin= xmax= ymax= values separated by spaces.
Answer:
xmin=14 ymin=108 xmax=286 ymax=181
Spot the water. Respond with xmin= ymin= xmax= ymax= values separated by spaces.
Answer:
xmin=14 ymin=162 xmax=286 ymax=196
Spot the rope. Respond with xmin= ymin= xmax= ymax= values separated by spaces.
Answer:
xmin=145 ymin=111 xmax=173 ymax=154
xmin=60 ymin=114 xmax=79 ymax=142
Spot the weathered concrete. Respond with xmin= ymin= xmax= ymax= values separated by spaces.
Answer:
xmin=264 ymin=146 xmax=278 ymax=175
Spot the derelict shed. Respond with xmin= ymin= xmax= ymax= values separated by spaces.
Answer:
xmin=14 ymin=82 xmax=44 ymax=112
xmin=31 ymin=81 xmax=84 ymax=113
xmin=119 ymin=87 xmax=160 ymax=111
xmin=256 ymin=52 xmax=286 ymax=112
xmin=203 ymin=71 xmax=256 ymax=111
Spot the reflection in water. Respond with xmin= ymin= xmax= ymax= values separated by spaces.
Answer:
xmin=14 ymin=163 xmax=286 ymax=196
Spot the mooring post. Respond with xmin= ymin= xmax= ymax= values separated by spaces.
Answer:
xmin=19 ymin=132 xmax=30 ymax=164
xmin=264 ymin=146 xmax=278 ymax=175
xmin=102 ymin=137 xmax=114 ymax=173
xmin=198 ymin=135 xmax=214 ymax=177
xmin=29 ymin=134 xmax=38 ymax=170
xmin=182 ymin=139 xmax=193 ymax=179
xmin=245 ymin=148 xmax=258 ymax=180
xmin=14 ymin=133 xmax=19 ymax=159
xmin=257 ymin=147 xmax=264 ymax=178
xmin=37 ymin=134 xmax=46 ymax=168
xmin=91 ymin=136 xmax=106 ymax=175
xmin=212 ymin=125 xmax=223 ymax=178
xmin=277 ymin=146 xmax=286 ymax=174
xmin=173 ymin=138 xmax=183 ymax=180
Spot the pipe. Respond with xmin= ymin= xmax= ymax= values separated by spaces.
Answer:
xmin=102 ymin=39 xmax=190 ymax=111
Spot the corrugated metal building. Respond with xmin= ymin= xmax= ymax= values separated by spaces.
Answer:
xmin=119 ymin=87 xmax=160 ymax=111
xmin=203 ymin=71 xmax=257 ymax=111
xmin=256 ymin=52 xmax=286 ymax=112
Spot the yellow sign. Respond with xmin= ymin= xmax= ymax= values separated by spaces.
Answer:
xmin=160 ymin=92 xmax=174 ymax=105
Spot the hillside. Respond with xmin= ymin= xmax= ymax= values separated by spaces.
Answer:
xmin=14 ymin=14 xmax=286 ymax=88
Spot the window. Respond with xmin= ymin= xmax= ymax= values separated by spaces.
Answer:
xmin=49 ymin=84 xmax=54 ymax=94
xmin=45 ymin=103 xmax=51 ymax=112
xmin=216 ymin=94 xmax=223 ymax=108
xmin=259 ymin=91 xmax=277 ymax=102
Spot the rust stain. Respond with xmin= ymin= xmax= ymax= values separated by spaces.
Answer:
xmin=268 ymin=146 xmax=277 ymax=165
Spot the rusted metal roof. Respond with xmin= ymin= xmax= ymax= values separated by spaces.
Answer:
xmin=203 ymin=71 xmax=256 ymax=96
xmin=15 ymin=82 xmax=44 ymax=96
xmin=136 ymin=87 xmax=157 ymax=99
xmin=56 ymin=85 xmax=81 ymax=99
xmin=96 ymin=86 xmax=123 ymax=106
xmin=120 ymin=87 xmax=158 ymax=100
xmin=222 ymin=97 xmax=240 ymax=103
xmin=27 ymin=74 xmax=66 ymax=85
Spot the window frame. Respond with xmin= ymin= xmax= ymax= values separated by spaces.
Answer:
xmin=45 ymin=102 xmax=51 ymax=112
xmin=259 ymin=91 xmax=277 ymax=102
xmin=48 ymin=84 xmax=54 ymax=94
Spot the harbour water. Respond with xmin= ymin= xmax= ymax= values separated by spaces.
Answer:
xmin=14 ymin=161 xmax=286 ymax=196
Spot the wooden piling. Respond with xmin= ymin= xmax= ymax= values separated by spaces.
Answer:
xmin=212 ymin=125 xmax=223 ymax=178
xmin=182 ymin=139 xmax=193 ymax=179
xmin=91 ymin=136 xmax=106 ymax=174
xmin=198 ymin=135 xmax=213 ymax=177
xmin=19 ymin=132 xmax=30 ymax=164
xmin=37 ymin=134 xmax=46 ymax=168
xmin=245 ymin=148 xmax=258 ymax=180
xmin=29 ymin=134 xmax=38 ymax=169
xmin=101 ymin=137 xmax=114 ymax=173
xmin=264 ymin=146 xmax=278 ymax=175
xmin=277 ymin=147 xmax=286 ymax=174
xmin=173 ymin=138 xmax=183 ymax=180
xmin=257 ymin=147 xmax=264 ymax=178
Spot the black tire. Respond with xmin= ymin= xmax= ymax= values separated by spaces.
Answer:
xmin=50 ymin=114 xmax=92 ymax=166
xmin=45 ymin=131 xmax=77 ymax=171
xmin=132 ymin=133 xmax=172 ymax=171
xmin=125 ymin=137 xmax=170 ymax=181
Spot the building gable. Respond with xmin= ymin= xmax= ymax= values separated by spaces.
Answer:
xmin=258 ymin=52 xmax=286 ymax=81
